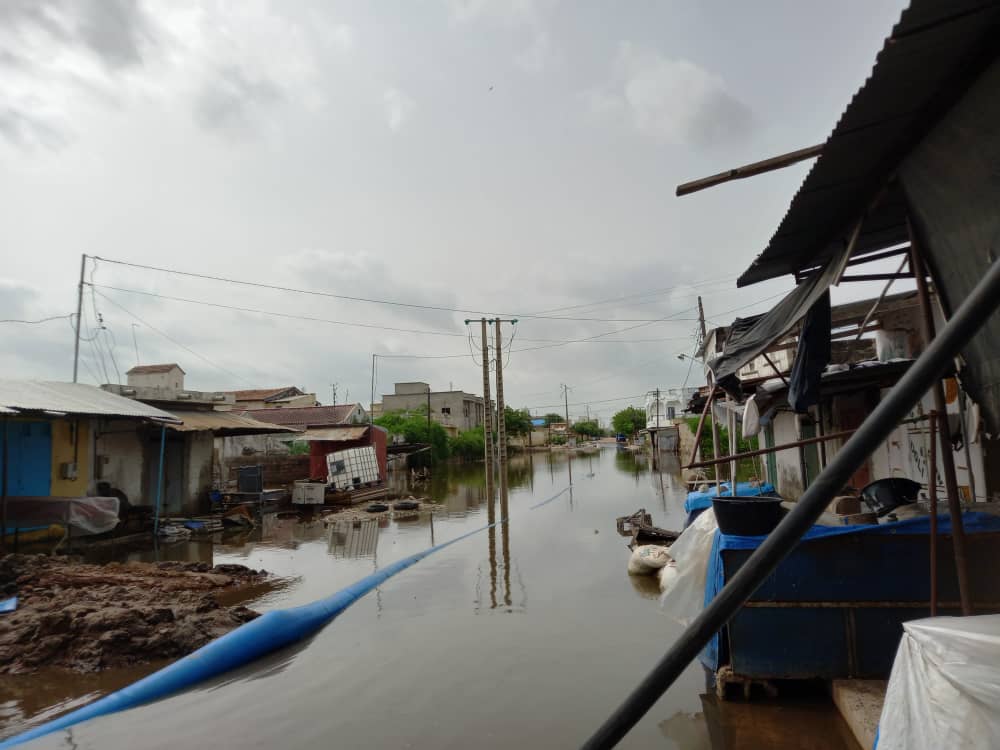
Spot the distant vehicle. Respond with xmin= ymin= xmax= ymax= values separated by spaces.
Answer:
xmin=615 ymin=433 xmax=627 ymax=443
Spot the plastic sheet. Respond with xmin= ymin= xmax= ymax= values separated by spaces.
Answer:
xmin=659 ymin=508 xmax=718 ymax=628
xmin=2 ymin=497 xmax=119 ymax=535
xmin=876 ymin=614 xmax=1000 ymax=749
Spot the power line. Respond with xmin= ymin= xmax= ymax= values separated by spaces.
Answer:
xmin=530 ymin=274 xmax=738 ymax=316
xmin=93 ymin=289 xmax=253 ymax=386
xmin=0 ymin=314 xmax=74 ymax=325
xmin=91 ymin=254 xmax=702 ymax=323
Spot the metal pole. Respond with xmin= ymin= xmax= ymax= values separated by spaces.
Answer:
xmin=563 ymin=384 xmax=570 ymax=426
xmin=727 ymin=396 xmax=737 ymax=486
xmin=908 ymin=238 xmax=972 ymax=615
xmin=369 ymin=355 xmax=375 ymax=427
xmin=1 ymin=417 xmax=7 ymax=554
xmin=580 ymin=252 xmax=1000 ymax=750
xmin=154 ymin=425 xmax=166 ymax=536
xmin=688 ymin=389 xmax=715 ymax=468
xmin=687 ymin=428 xmax=857 ymax=470
xmin=481 ymin=319 xmax=494 ymax=464
xmin=928 ymin=410 xmax=939 ymax=617
xmin=710 ymin=386 xmax=723 ymax=493
xmin=495 ymin=318 xmax=507 ymax=468
xmin=817 ymin=401 xmax=828 ymax=470
xmin=426 ymin=385 xmax=432 ymax=481
xmin=72 ymin=254 xmax=86 ymax=383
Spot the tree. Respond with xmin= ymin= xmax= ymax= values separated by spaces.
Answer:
xmin=449 ymin=427 xmax=485 ymax=461
xmin=611 ymin=406 xmax=646 ymax=437
xmin=573 ymin=419 xmax=603 ymax=438
xmin=543 ymin=412 xmax=565 ymax=426
xmin=374 ymin=410 xmax=450 ymax=461
xmin=504 ymin=407 xmax=533 ymax=437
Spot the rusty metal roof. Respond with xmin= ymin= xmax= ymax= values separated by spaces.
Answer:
xmin=738 ymin=0 xmax=1000 ymax=287
xmin=0 ymin=380 xmax=180 ymax=422
xmin=126 ymin=363 xmax=185 ymax=375
xmin=240 ymin=404 xmax=361 ymax=428
xmin=165 ymin=409 xmax=298 ymax=436
xmin=229 ymin=386 xmax=303 ymax=402
xmin=281 ymin=425 xmax=370 ymax=442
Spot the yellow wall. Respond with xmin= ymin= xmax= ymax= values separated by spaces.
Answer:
xmin=50 ymin=419 xmax=91 ymax=497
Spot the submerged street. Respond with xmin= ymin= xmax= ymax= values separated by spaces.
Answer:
xmin=2 ymin=448 xmax=858 ymax=749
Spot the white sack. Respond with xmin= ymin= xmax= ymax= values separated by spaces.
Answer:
xmin=659 ymin=508 xmax=718 ymax=627
xmin=877 ymin=614 xmax=1000 ymax=749
xmin=627 ymin=545 xmax=671 ymax=576
xmin=742 ymin=395 xmax=760 ymax=437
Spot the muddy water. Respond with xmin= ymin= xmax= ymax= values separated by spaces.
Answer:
xmin=4 ymin=447 xmax=858 ymax=749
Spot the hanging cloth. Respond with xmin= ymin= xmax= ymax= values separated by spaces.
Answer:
xmin=788 ymin=290 xmax=832 ymax=413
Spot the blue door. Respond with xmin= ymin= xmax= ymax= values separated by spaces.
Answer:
xmin=1 ymin=421 xmax=53 ymax=496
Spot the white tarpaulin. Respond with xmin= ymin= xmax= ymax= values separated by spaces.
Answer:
xmin=659 ymin=508 xmax=718 ymax=627
xmin=4 ymin=496 xmax=120 ymax=535
xmin=877 ymin=615 xmax=1000 ymax=749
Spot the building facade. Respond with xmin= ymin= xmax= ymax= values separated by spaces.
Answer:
xmin=380 ymin=382 xmax=484 ymax=435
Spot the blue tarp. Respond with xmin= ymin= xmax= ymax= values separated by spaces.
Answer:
xmin=684 ymin=482 xmax=777 ymax=514
xmin=701 ymin=512 xmax=1000 ymax=670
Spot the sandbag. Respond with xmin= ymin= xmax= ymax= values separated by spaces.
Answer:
xmin=657 ymin=561 xmax=679 ymax=593
xmin=627 ymin=545 xmax=671 ymax=576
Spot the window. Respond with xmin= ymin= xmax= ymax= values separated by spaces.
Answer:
xmin=441 ymin=407 xmax=451 ymax=415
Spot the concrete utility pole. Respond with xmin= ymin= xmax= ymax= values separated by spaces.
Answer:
xmin=369 ymin=355 xmax=376 ymax=427
xmin=479 ymin=319 xmax=494 ymax=464
xmin=562 ymin=384 xmax=570 ymax=425
xmin=494 ymin=318 xmax=507 ymax=468
xmin=72 ymin=254 xmax=86 ymax=383
xmin=697 ymin=295 xmax=707 ymax=345
xmin=330 ymin=383 xmax=338 ymax=406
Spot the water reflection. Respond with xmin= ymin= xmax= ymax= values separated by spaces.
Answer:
xmin=327 ymin=519 xmax=380 ymax=559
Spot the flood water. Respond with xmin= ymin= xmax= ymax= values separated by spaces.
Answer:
xmin=2 ymin=446 xmax=859 ymax=749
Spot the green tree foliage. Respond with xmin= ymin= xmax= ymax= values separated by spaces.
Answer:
xmin=504 ymin=407 xmax=533 ymax=437
xmin=375 ymin=410 xmax=450 ymax=460
xmin=543 ymin=412 xmax=565 ymax=426
xmin=573 ymin=419 xmax=603 ymax=438
xmin=449 ymin=427 xmax=485 ymax=461
xmin=611 ymin=406 xmax=646 ymax=436
xmin=684 ymin=416 xmax=760 ymax=481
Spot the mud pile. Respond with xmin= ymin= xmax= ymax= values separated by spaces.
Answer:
xmin=0 ymin=555 xmax=268 ymax=674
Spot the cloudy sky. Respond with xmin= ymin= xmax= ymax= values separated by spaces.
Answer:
xmin=1 ymin=0 xmax=909 ymax=423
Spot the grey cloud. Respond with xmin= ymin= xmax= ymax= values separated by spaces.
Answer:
xmin=1 ymin=0 xmax=154 ymax=71
xmin=193 ymin=66 xmax=284 ymax=133
xmin=0 ymin=105 xmax=70 ymax=150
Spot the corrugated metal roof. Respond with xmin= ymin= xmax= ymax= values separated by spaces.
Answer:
xmin=166 ymin=409 xmax=299 ymax=436
xmin=126 ymin=363 xmax=185 ymax=375
xmin=737 ymin=0 xmax=1000 ymax=287
xmin=240 ymin=404 xmax=361 ymax=427
xmin=229 ymin=386 xmax=302 ymax=402
xmin=0 ymin=380 xmax=180 ymax=422
xmin=279 ymin=425 xmax=370 ymax=442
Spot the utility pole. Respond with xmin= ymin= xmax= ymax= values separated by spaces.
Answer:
xmin=494 ymin=318 xmax=508 ymax=468
xmin=562 ymin=384 xmax=570 ymax=425
xmin=330 ymin=383 xmax=338 ymax=406
xmin=369 ymin=355 xmax=376 ymax=427
xmin=479 ymin=319 xmax=494 ymax=464
xmin=131 ymin=323 xmax=140 ymax=367
xmin=697 ymin=295 xmax=707 ymax=345
xmin=655 ymin=387 xmax=661 ymax=454
xmin=72 ymin=254 xmax=86 ymax=383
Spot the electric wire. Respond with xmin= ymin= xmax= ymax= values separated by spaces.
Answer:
xmin=0 ymin=314 xmax=74 ymax=325
xmin=93 ymin=289 xmax=252 ymax=386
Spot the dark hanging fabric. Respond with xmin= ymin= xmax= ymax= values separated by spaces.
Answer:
xmin=788 ymin=291 xmax=832 ymax=413
xmin=900 ymin=56 xmax=1000 ymax=435
xmin=708 ymin=243 xmax=852 ymax=401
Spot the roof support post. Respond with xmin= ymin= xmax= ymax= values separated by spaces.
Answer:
xmin=908 ymin=232 xmax=972 ymax=615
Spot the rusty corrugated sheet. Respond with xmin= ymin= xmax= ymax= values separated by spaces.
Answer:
xmin=166 ymin=409 xmax=298 ymax=436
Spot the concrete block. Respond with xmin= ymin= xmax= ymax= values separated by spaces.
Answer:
xmin=832 ymin=679 xmax=887 ymax=750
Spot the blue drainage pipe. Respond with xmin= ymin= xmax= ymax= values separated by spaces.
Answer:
xmin=0 ymin=484 xmax=573 ymax=748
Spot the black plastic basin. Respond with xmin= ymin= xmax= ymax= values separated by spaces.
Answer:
xmin=712 ymin=496 xmax=785 ymax=536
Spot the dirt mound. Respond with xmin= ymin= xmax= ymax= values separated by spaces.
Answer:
xmin=0 ymin=555 xmax=268 ymax=674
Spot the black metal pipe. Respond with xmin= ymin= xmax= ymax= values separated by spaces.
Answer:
xmin=581 ymin=255 xmax=1000 ymax=750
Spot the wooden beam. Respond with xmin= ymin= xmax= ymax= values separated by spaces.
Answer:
xmin=840 ymin=273 xmax=915 ymax=282
xmin=676 ymin=143 xmax=823 ymax=197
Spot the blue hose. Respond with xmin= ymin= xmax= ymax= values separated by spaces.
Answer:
xmin=2 ymin=486 xmax=571 ymax=748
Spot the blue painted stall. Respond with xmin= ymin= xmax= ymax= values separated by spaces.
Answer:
xmin=701 ymin=512 xmax=1000 ymax=681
